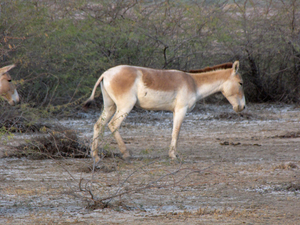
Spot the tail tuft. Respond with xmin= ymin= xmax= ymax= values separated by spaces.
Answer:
xmin=83 ymin=98 xmax=94 ymax=110
xmin=83 ymin=73 xmax=104 ymax=110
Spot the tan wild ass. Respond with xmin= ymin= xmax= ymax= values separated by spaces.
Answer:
xmin=0 ymin=64 xmax=19 ymax=105
xmin=84 ymin=61 xmax=245 ymax=162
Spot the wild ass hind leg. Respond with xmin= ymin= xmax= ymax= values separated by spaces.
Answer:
xmin=91 ymin=105 xmax=116 ymax=163
xmin=91 ymin=86 xmax=116 ymax=163
xmin=108 ymin=103 xmax=135 ymax=160
xmin=169 ymin=107 xmax=188 ymax=159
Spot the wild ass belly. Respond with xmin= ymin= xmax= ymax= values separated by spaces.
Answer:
xmin=135 ymin=87 xmax=177 ymax=111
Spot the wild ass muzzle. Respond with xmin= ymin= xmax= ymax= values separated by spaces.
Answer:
xmin=0 ymin=64 xmax=19 ymax=106
xmin=84 ymin=61 xmax=245 ymax=162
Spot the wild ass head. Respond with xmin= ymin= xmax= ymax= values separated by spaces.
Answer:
xmin=221 ymin=61 xmax=245 ymax=112
xmin=0 ymin=64 xmax=20 ymax=105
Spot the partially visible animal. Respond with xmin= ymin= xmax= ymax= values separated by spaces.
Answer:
xmin=84 ymin=61 xmax=245 ymax=162
xmin=0 ymin=64 xmax=19 ymax=105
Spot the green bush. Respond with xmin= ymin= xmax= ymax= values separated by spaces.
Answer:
xmin=0 ymin=0 xmax=299 ymax=109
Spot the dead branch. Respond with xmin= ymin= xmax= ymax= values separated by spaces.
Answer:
xmin=77 ymin=159 xmax=218 ymax=205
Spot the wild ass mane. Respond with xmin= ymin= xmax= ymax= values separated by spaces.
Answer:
xmin=187 ymin=62 xmax=233 ymax=73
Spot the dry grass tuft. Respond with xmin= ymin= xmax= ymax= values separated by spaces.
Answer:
xmin=12 ymin=125 xmax=89 ymax=159
xmin=77 ymin=164 xmax=117 ymax=173
xmin=277 ymin=131 xmax=300 ymax=139
xmin=273 ymin=162 xmax=298 ymax=170
xmin=0 ymin=108 xmax=48 ymax=133
xmin=274 ymin=182 xmax=300 ymax=192
xmin=212 ymin=112 xmax=261 ymax=120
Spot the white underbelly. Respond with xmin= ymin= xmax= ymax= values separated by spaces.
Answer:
xmin=136 ymin=88 xmax=176 ymax=111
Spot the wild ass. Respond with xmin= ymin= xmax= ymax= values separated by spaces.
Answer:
xmin=0 ymin=64 xmax=19 ymax=105
xmin=84 ymin=61 xmax=245 ymax=162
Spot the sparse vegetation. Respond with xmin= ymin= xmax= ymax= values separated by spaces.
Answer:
xmin=1 ymin=1 xmax=300 ymax=223
xmin=1 ymin=104 xmax=300 ymax=224
xmin=0 ymin=107 xmax=48 ymax=133
xmin=0 ymin=0 xmax=300 ymax=111
xmin=10 ymin=125 xmax=89 ymax=159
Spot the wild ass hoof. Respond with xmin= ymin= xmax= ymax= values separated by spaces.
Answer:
xmin=168 ymin=151 xmax=177 ymax=160
xmin=93 ymin=155 xmax=101 ymax=164
xmin=122 ymin=151 xmax=131 ymax=162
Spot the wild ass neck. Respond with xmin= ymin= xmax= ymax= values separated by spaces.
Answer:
xmin=190 ymin=69 xmax=231 ymax=100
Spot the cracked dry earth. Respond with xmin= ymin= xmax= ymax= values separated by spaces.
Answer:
xmin=0 ymin=103 xmax=300 ymax=224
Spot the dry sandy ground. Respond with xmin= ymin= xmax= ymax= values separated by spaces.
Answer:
xmin=0 ymin=103 xmax=300 ymax=224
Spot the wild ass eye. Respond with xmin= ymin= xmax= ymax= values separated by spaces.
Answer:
xmin=239 ymin=82 xmax=243 ymax=86
xmin=8 ymin=80 xmax=12 ymax=82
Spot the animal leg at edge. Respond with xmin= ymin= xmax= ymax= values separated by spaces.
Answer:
xmin=169 ymin=107 xmax=188 ymax=159
xmin=108 ymin=106 xmax=134 ymax=159
xmin=91 ymin=105 xmax=116 ymax=162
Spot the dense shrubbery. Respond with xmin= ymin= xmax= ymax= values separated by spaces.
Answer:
xmin=0 ymin=0 xmax=299 ymax=109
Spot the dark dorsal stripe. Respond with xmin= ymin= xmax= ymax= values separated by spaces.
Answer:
xmin=187 ymin=62 xmax=233 ymax=73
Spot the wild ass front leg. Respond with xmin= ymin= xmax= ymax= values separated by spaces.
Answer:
xmin=92 ymin=106 xmax=115 ymax=163
xmin=169 ymin=107 xmax=188 ymax=159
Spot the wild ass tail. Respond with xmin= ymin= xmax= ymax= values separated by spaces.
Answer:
xmin=83 ymin=74 xmax=104 ymax=109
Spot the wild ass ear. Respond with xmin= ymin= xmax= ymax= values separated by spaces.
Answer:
xmin=0 ymin=64 xmax=15 ymax=76
xmin=232 ymin=61 xmax=239 ymax=74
